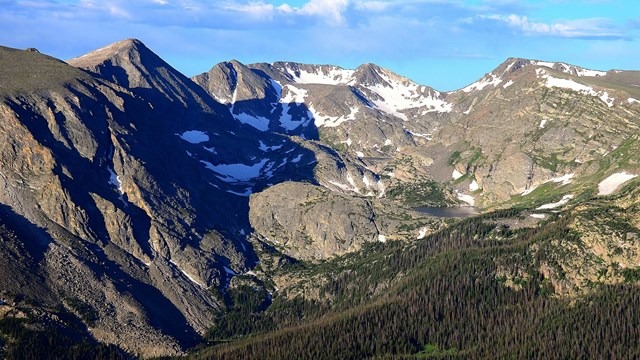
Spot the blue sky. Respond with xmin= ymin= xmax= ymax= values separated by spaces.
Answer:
xmin=1 ymin=0 xmax=638 ymax=90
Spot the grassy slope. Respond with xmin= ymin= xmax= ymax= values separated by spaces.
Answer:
xmin=0 ymin=46 xmax=91 ymax=96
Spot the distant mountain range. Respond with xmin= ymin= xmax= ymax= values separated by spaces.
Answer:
xmin=0 ymin=38 xmax=639 ymax=358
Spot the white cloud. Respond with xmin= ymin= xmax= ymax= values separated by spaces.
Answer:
xmin=219 ymin=0 xmax=350 ymax=25
xmin=483 ymin=14 xmax=628 ymax=39
xmin=299 ymin=0 xmax=349 ymax=25
xmin=108 ymin=4 xmax=131 ymax=18
xmin=220 ymin=1 xmax=277 ymax=19
xmin=354 ymin=0 xmax=390 ymax=12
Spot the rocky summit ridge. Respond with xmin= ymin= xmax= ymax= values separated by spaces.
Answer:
xmin=0 ymin=38 xmax=640 ymax=357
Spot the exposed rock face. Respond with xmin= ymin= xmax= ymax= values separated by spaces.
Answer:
xmin=249 ymin=182 xmax=380 ymax=260
xmin=0 ymin=41 xmax=325 ymax=356
xmin=0 ymin=44 xmax=226 ymax=355
xmin=249 ymin=181 xmax=440 ymax=261
xmin=195 ymin=56 xmax=640 ymax=207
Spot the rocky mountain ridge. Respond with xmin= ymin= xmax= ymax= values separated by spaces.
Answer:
xmin=1 ymin=38 xmax=640 ymax=357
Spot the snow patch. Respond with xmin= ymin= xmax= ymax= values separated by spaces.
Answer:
xmin=376 ymin=179 xmax=386 ymax=198
xmin=461 ymin=74 xmax=502 ymax=92
xmin=536 ymin=194 xmax=573 ymax=210
xmin=223 ymin=266 xmax=237 ymax=275
xmin=226 ymin=188 xmax=253 ymax=197
xmin=201 ymin=159 xmax=268 ymax=182
xmin=291 ymin=154 xmax=304 ymax=163
xmin=551 ymin=173 xmax=574 ymax=185
xmin=258 ymin=141 xmax=283 ymax=152
xmin=287 ymin=66 xmax=355 ymax=85
xmin=378 ymin=234 xmax=387 ymax=243
xmin=532 ymin=61 xmax=607 ymax=77
xmin=539 ymin=70 xmax=614 ymax=107
xmin=417 ymin=227 xmax=428 ymax=240
xmin=279 ymin=85 xmax=312 ymax=131
xmin=457 ymin=193 xmax=475 ymax=206
xmin=503 ymin=80 xmax=514 ymax=89
xmin=233 ymin=113 xmax=271 ymax=131
xmin=452 ymin=170 xmax=464 ymax=180
xmin=598 ymin=172 xmax=637 ymax=195
xmin=270 ymin=79 xmax=283 ymax=98
xmin=170 ymin=260 xmax=205 ymax=288
xmin=578 ymin=69 xmax=608 ymax=77
xmin=530 ymin=214 xmax=546 ymax=219
xmin=178 ymin=130 xmax=209 ymax=144
xmin=355 ymin=151 xmax=365 ymax=158
xmin=313 ymin=106 xmax=359 ymax=127
xmin=369 ymin=70 xmax=452 ymax=119
xmin=539 ymin=119 xmax=547 ymax=128
xmin=469 ymin=180 xmax=479 ymax=192
xmin=108 ymin=167 xmax=124 ymax=194
xmin=628 ymin=98 xmax=640 ymax=104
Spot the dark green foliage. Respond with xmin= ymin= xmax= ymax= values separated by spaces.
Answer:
xmin=621 ymin=267 xmax=640 ymax=283
xmin=66 ymin=297 xmax=98 ymax=326
xmin=191 ymin=208 xmax=640 ymax=359
xmin=206 ymin=282 xmax=273 ymax=341
xmin=387 ymin=180 xmax=451 ymax=207
xmin=448 ymin=151 xmax=461 ymax=166
xmin=0 ymin=315 xmax=129 ymax=360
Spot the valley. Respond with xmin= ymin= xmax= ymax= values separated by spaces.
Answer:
xmin=0 ymin=39 xmax=639 ymax=359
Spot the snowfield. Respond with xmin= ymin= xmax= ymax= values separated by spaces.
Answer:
xmin=598 ymin=172 xmax=637 ymax=195
xmin=457 ymin=193 xmax=475 ymax=206
xmin=537 ymin=194 xmax=573 ymax=210
xmin=537 ymin=69 xmax=614 ymax=107
xmin=285 ymin=65 xmax=355 ymax=85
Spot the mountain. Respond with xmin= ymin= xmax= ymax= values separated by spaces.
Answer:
xmin=0 ymin=39 xmax=424 ymax=356
xmin=194 ymin=56 xmax=640 ymax=206
xmin=0 ymin=40 xmax=334 ymax=356
xmin=1 ymin=38 xmax=640 ymax=358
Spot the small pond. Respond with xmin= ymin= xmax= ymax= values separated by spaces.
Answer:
xmin=414 ymin=206 xmax=480 ymax=218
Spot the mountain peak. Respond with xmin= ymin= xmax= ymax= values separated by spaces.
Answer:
xmin=494 ymin=57 xmax=608 ymax=78
xmin=458 ymin=57 xmax=610 ymax=93
xmin=68 ymin=38 xmax=228 ymax=113
xmin=67 ymin=38 xmax=147 ymax=69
